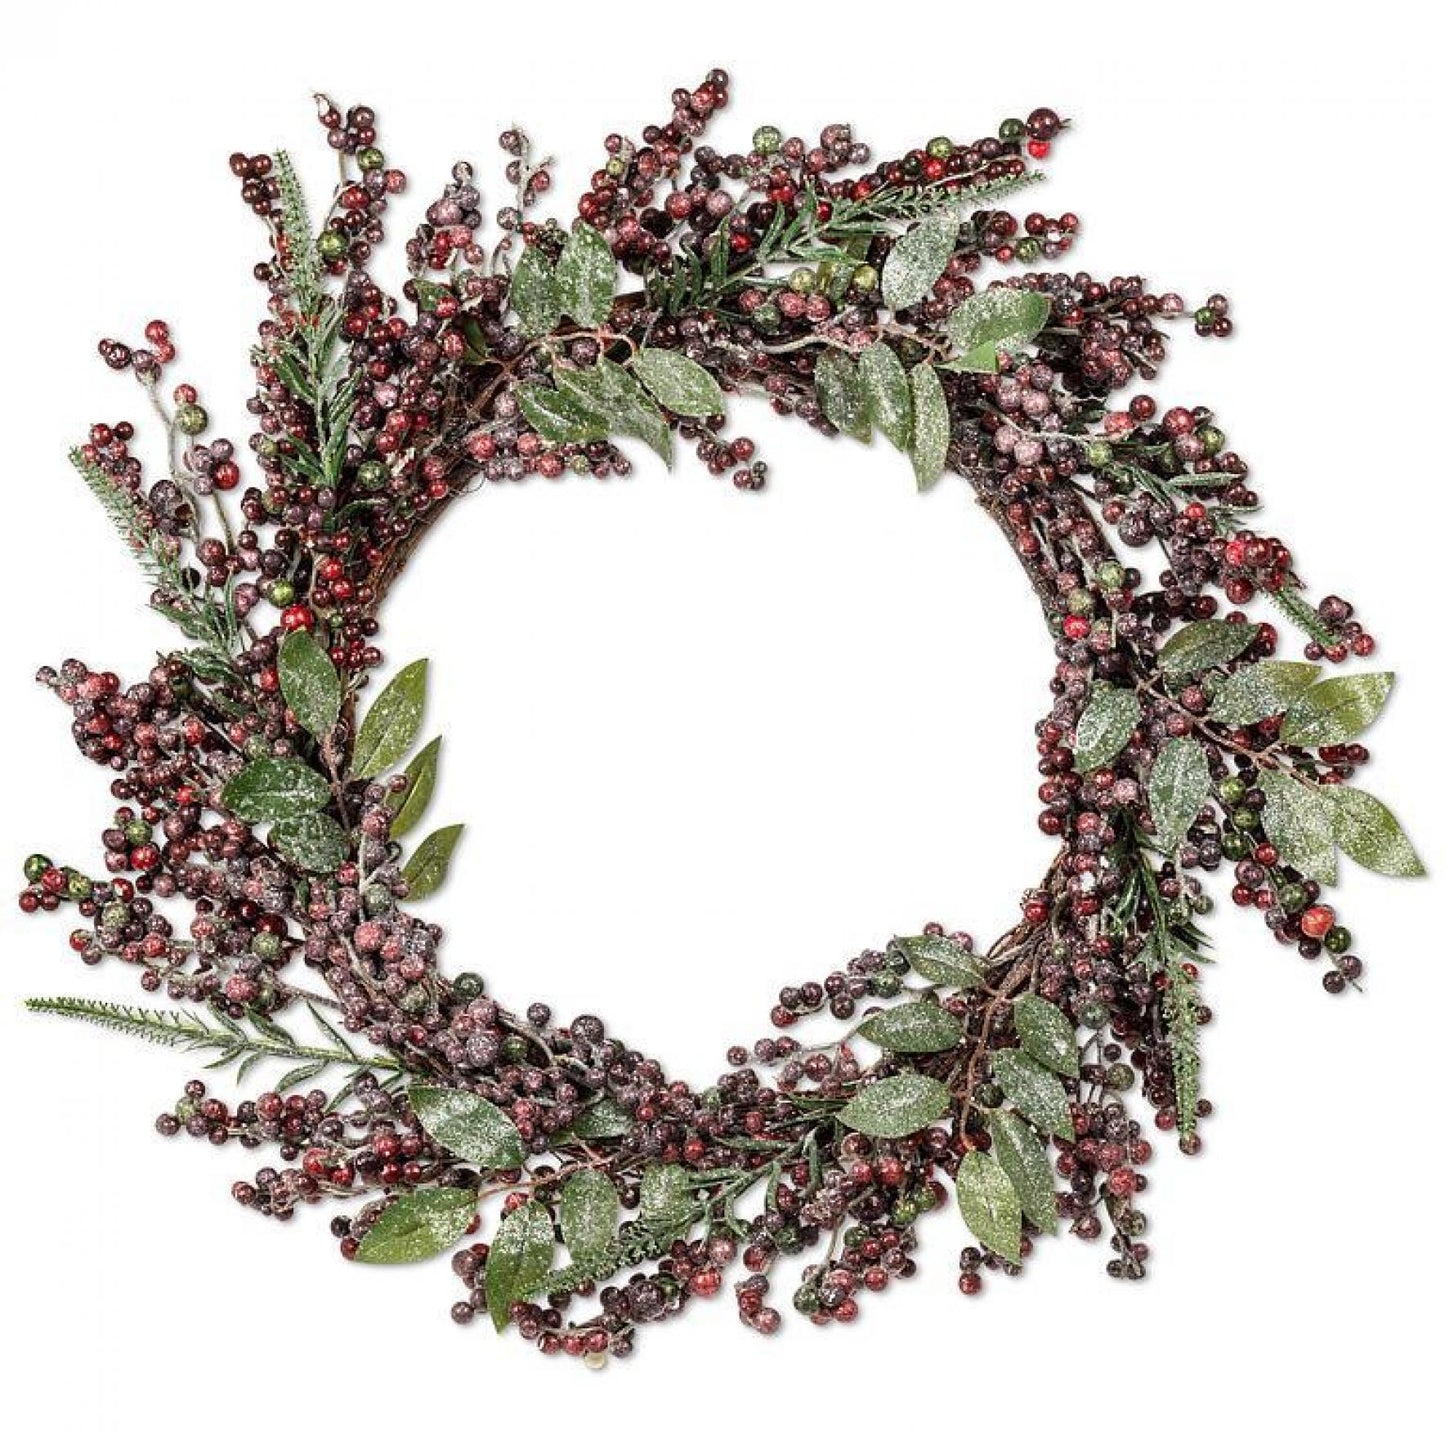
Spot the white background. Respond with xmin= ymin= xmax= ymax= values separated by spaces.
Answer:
xmin=1 ymin=3 xmax=1440 ymax=1439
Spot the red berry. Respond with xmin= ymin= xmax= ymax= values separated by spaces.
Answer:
xmin=1300 ymin=905 xmax=1335 ymax=940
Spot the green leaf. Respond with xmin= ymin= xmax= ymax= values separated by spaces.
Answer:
xmin=955 ymin=1151 xmax=1022 ymax=1264
xmin=944 ymin=288 xmax=1051 ymax=372
xmin=402 ymin=823 xmax=465 ymax=901
xmin=555 ymin=357 xmax=673 ymax=465
xmin=221 ymin=757 xmax=332 ymax=824
xmin=487 ymin=1201 xmax=555 ymax=1330
xmin=858 ymin=342 xmax=912 ymax=450
xmin=909 ymin=362 xmax=949 ymax=490
xmin=390 ymin=736 xmax=441 ymax=838
xmin=355 ymin=1187 xmax=477 ymax=1265
xmin=882 ymin=211 xmax=958 ymax=311
xmin=1148 ymin=737 xmax=1212 ymax=853
xmin=509 ymin=247 xmax=560 ymax=337
xmin=1209 ymin=661 xmax=1321 ymax=726
xmin=1279 ymin=673 xmax=1395 ymax=747
xmin=838 ymin=1072 xmax=952 ymax=1139
xmin=892 ymin=934 xmax=986 ymax=989
xmin=639 ymin=1163 xmax=693 ymax=1228
xmin=633 ymin=349 xmax=725 ymax=418
xmin=408 ymin=1085 xmax=524 ymax=1169
xmin=1073 ymin=684 xmax=1141 ymax=773
xmin=1259 ymin=772 xmax=1337 ymax=885
xmin=554 ymin=221 xmax=615 ymax=328
xmin=1326 ymin=785 xmax=1425 ymax=878
xmin=992 ymin=1049 xmax=1074 ymax=1140
xmin=1012 ymin=994 xmax=1079 ymax=1078
xmin=814 ymin=351 xmax=872 ymax=442
xmin=559 ymin=1170 xmax=620 ymax=1263
xmin=990 ymin=1110 xmax=1058 ymax=1233
xmin=857 ymin=1000 xmax=963 ymax=1053
xmin=1157 ymin=621 xmax=1257 ymax=680
xmin=570 ymin=1097 xmax=632 ymax=1140
xmin=278 ymin=628 xmax=341 ymax=738
xmin=352 ymin=659 xmax=428 ymax=778
xmin=516 ymin=383 xmax=610 ymax=445
xmin=269 ymin=812 xmax=349 ymax=873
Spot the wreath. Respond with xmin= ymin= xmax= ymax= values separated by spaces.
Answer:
xmin=19 ymin=71 xmax=1424 ymax=1365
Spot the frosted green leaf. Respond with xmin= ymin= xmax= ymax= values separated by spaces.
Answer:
xmin=487 ymin=1202 xmax=555 ymax=1330
xmin=1012 ymin=993 xmax=1079 ymax=1078
xmin=390 ymin=736 xmax=441 ymax=839
xmin=944 ymin=288 xmax=1050 ymax=372
xmin=352 ymin=659 xmax=428 ymax=778
xmin=355 ymin=1188 xmax=477 ymax=1266
xmin=559 ymin=1170 xmax=621 ymax=1264
xmin=882 ymin=211 xmax=958 ymax=311
xmin=402 ymin=823 xmax=465 ymax=901
xmin=992 ymin=1049 xmax=1074 ymax=1140
xmin=1148 ymin=737 xmax=1212 ymax=853
xmin=838 ymin=1072 xmax=952 ymax=1138
xmin=857 ymin=1000 xmax=963 ymax=1053
xmin=509 ymin=246 xmax=560 ymax=336
xmin=1073 ymin=684 xmax=1141 ymax=773
xmin=955 ymin=1151 xmax=1022 ymax=1264
xmin=516 ymin=383 xmax=610 ymax=445
xmin=555 ymin=357 xmax=673 ymax=465
xmin=858 ymin=342 xmax=912 ymax=449
xmin=892 ymin=934 xmax=986 ymax=988
xmin=1327 ymin=785 xmax=1425 ymax=877
xmin=268 ymin=812 xmax=348 ymax=873
xmin=1209 ymin=660 xmax=1320 ymax=725
xmin=554 ymin=221 xmax=615 ymax=328
xmin=408 ymin=1085 xmax=523 ymax=1169
xmin=221 ymin=757 xmax=331 ymax=824
xmin=1259 ymin=772 xmax=1337 ymax=884
xmin=278 ymin=628 xmax=341 ymax=738
xmin=814 ymin=351 xmax=872 ymax=442
xmin=1157 ymin=621 xmax=1257 ymax=680
xmin=1280 ymin=672 xmax=1395 ymax=747
xmin=990 ymin=1110 xmax=1058 ymax=1233
xmin=909 ymin=362 xmax=949 ymax=490
xmin=633 ymin=349 xmax=725 ymax=417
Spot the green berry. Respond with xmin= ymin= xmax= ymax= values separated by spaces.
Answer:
xmin=23 ymin=853 xmax=51 ymax=884
xmin=174 ymin=403 xmax=208 ymax=436
xmin=752 ymin=125 xmax=782 ymax=155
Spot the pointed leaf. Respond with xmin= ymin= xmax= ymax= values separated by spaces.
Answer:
xmin=554 ymin=221 xmax=615 ymax=328
xmin=991 ymin=1110 xmax=1058 ymax=1233
xmin=509 ymin=247 xmax=560 ymax=337
xmin=1013 ymin=993 xmax=1079 ymax=1078
xmin=955 ymin=1150 xmax=1022 ymax=1264
xmin=838 ymin=1072 xmax=952 ymax=1139
xmin=222 ymin=757 xmax=332 ymax=823
xmin=1148 ymin=737 xmax=1212 ymax=853
xmin=555 ymin=357 xmax=673 ymax=465
xmin=352 ymin=659 xmax=427 ymax=778
xmin=356 ymin=1187 xmax=477 ymax=1265
xmin=516 ymin=383 xmax=610 ymax=445
xmin=1074 ymin=684 xmax=1141 ymax=773
xmin=269 ymin=812 xmax=349 ymax=873
xmin=633 ymin=349 xmax=725 ymax=418
xmin=402 ymin=823 xmax=465 ymax=901
xmin=858 ymin=342 xmax=912 ymax=449
xmin=1158 ymin=621 xmax=1257 ymax=680
xmin=1209 ymin=660 xmax=1321 ymax=725
xmin=1259 ymin=771 xmax=1337 ymax=884
xmin=559 ymin=1170 xmax=620 ymax=1263
xmin=278 ymin=628 xmax=341 ymax=738
xmin=992 ymin=1049 xmax=1074 ymax=1140
xmin=1326 ymin=785 xmax=1425 ymax=878
xmin=944 ymin=288 xmax=1050 ymax=372
xmin=882 ymin=211 xmax=958 ymax=311
xmin=909 ymin=362 xmax=949 ymax=490
xmin=487 ymin=1201 xmax=555 ymax=1329
xmin=857 ymin=1000 xmax=963 ymax=1053
xmin=1280 ymin=672 xmax=1395 ymax=747
xmin=893 ymin=934 xmax=986 ymax=989
xmin=639 ymin=1163 xmax=693 ymax=1228
xmin=814 ymin=351 xmax=872 ymax=442
xmin=408 ymin=1085 xmax=524 ymax=1169
xmin=570 ymin=1097 xmax=633 ymax=1140
xmin=391 ymin=736 xmax=441 ymax=839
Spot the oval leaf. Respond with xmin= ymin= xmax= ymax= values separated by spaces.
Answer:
xmin=391 ymin=736 xmax=441 ymax=838
xmin=955 ymin=1150 xmax=1022 ymax=1264
xmin=909 ymin=362 xmax=949 ymax=490
xmin=554 ymin=221 xmax=615 ymax=328
xmin=1326 ymin=785 xmax=1425 ymax=878
xmin=857 ymin=1000 xmax=963 ymax=1053
xmin=892 ymin=934 xmax=986 ymax=989
xmin=814 ymin=351 xmax=872 ymax=442
xmin=269 ymin=811 xmax=348 ymax=873
xmin=1157 ymin=621 xmax=1257 ymax=680
xmin=559 ymin=1170 xmax=620 ymax=1263
xmin=570 ymin=1097 xmax=632 ymax=1140
xmin=556 ymin=357 xmax=673 ymax=465
xmin=487 ymin=1201 xmax=555 ymax=1330
xmin=402 ymin=823 xmax=465 ymax=901
xmin=352 ymin=659 xmax=428 ymax=778
xmin=858 ymin=342 xmax=912 ymax=450
xmin=278 ymin=628 xmax=341 ymax=738
xmin=992 ymin=1049 xmax=1074 ymax=1140
xmin=1148 ymin=736 xmax=1212 ymax=853
xmin=990 ymin=1110 xmax=1058 ymax=1233
xmin=633 ymin=349 xmax=725 ymax=418
xmin=356 ymin=1187 xmax=477 ymax=1265
xmin=1209 ymin=660 xmax=1320 ymax=725
xmin=838 ymin=1072 xmax=952 ymax=1139
xmin=639 ymin=1162 xmax=693 ymax=1228
xmin=1074 ymin=684 xmax=1141 ymax=773
xmin=509 ymin=247 xmax=560 ymax=337
xmin=408 ymin=1085 xmax=523 ymax=1169
xmin=882 ymin=211 xmax=958 ymax=311
xmin=944 ymin=288 xmax=1050 ymax=372
xmin=221 ymin=756 xmax=331 ymax=824
xmin=1280 ymin=672 xmax=1395 ymax=747
xmin=1259 ymin=771 xmax=1337 ymax=885
xmin=1013 ymin=993 xmax=1079 ymax=1078
xmin=516 ymin=383 xmax=610 ymax=445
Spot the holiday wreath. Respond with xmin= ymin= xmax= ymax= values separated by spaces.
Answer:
xmin=18 ymin=72 xmax=1424 ymax=1363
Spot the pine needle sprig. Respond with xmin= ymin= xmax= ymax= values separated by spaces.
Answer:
xmin=274 ymin=149 xmax=323 ymax=311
